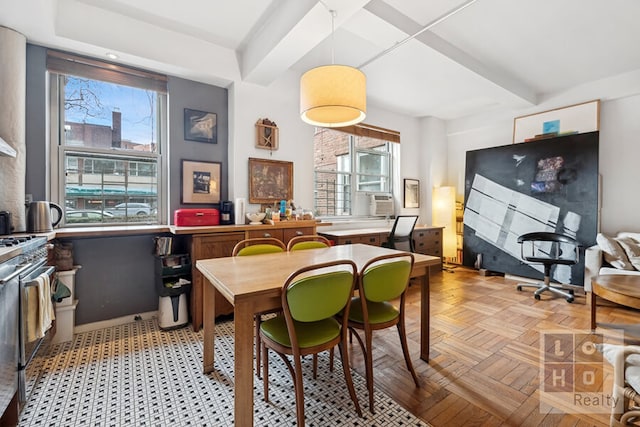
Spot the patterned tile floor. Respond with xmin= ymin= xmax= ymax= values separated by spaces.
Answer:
xmin=18 ymin=318 xmax=428 ymax=426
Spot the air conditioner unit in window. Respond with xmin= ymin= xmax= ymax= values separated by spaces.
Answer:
xmin=370 ymin=194 xmax=394 ymax=217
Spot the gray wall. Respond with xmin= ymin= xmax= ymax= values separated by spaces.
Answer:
xmin=25 ymin=45 xmax=228 ymax=325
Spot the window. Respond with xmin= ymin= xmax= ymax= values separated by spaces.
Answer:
xmin=48 ymin=50 xmax=167 ymax=225
xmin=313 ymin=124 xmax=398 ymax=217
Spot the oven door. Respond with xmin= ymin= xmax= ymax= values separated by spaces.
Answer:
xmin=18 ymin=261 xmax=54 ymax=403
xmin=0 ymin=267 xmax=19 ymax=416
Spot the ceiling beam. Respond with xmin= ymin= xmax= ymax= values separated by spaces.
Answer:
xmin=363 ymin=0 xmax=537 ymax=106
xmin=239 ymin=0 xmax=369 ymax=86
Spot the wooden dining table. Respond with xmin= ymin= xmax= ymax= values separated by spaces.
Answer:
xmin=196 ymin=243 xmax=440 ymax=427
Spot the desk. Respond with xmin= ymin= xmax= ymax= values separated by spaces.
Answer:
xmin=196 ymin=244 xmax=440 ymax=427
xmin=590 ymin=275 xmax=640 ymax=329
xmin=318 ymin=226 xmax=443 ymax=270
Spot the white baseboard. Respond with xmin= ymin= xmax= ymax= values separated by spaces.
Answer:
xmin=74 ymin=310 xmax=158 ymax=334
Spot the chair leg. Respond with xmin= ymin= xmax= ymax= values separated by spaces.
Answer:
xmin=338 ymin=342 xmax=363 ymax=418
xmin=255 ymin=315 xmax=262 ymax=378
xmin=329 ymin=347 xmax=334 ymax=372
xmin=292 ymin=354 xmax=306 ymax=426
xmin=397 ymin=319 xmax=420 ymax=387
xmin=262 ymin=343 xmax=269 ymax=402
xmin=312 ymin=354 xmax=318 ymax=379
xmin=363 ymin=327 xmax=375 ymax=414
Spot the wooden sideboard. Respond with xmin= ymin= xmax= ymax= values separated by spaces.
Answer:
xmin=172 ymin=221 xmax=317 ymax=331
xmin=318 ymin=225 xmax=443 ymax=271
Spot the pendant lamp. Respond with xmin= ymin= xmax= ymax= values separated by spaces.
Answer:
xmin=300 ymin=10 xmax=366 ymax=128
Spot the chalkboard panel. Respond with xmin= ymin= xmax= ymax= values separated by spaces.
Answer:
xmin=463 ymin=131 xmax=599 ymax=286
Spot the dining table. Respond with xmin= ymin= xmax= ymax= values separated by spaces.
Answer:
xmin=196 ymin=243 xmax=440 ymax=427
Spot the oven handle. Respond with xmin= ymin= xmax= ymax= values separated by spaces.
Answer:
xmin=0 ymin=262 xmax=34 ymax=284
xmin=24 ymin=265 xmax=55 ymax=287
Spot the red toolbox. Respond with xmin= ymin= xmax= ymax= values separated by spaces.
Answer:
xmin=174 ymin=208 xmax=220 ymax=226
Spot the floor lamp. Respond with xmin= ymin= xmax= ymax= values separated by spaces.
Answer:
xmin=432 ymin=186 xmax=457 ymax=271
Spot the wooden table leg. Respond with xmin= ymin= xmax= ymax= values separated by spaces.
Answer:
xmin=234 ymin=302 xmax=254 ymax=427
xmin=202 ymin=279 xmax=216 ymax=374
xmin=589 ymin=291 xmax=597 ymax=330
xmin=420 ymin=269 xmax=430 ymax=362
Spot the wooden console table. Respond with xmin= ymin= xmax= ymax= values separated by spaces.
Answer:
xmin=171 ymin=220 xmax=318 ymax=331
xmin=590 ymin=275 xmax=640 ymax=329
xmin=318 ymin=225 xmax=443 ymax=271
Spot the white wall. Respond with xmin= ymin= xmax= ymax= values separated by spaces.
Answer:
xmin=229 ymin=71 xmax=431 ymax=226
xmin=445 ymin=93 xmax=640 ymax=235
xmin=598 ymin=95 xmax=640 ymax=234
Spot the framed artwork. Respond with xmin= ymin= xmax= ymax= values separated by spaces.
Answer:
xmin=512 ymin=100 xmax=600 ymax=143
xmin=403 ymin=179 xmax=420 ymax=208
xmin=248 ymin=157 xmax=293 ymax=204
xmin=181 ymin=160 xmax=221 ymax=204
xmin=184 ymin=108 xmax=217 ymax=143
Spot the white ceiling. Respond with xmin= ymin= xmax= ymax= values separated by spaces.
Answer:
xmin=2 ymin=0 xmax=640 ymax=121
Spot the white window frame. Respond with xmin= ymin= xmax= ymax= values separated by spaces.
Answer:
xmin=49 ymin=73 xmax=168 ymax=225
xmin=314 ymin=132 xmax=395 ymax=218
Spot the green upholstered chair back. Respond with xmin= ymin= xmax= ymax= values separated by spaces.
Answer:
xmin=287 ymin=235 xmax=332 ymax=251
xmin=232 ymin=237 xmax=286 ymax=256
xmin=283 ymin=261 xmax=357 ymax=323
xmin=289 ymin=241 xmax=328 ymax=251
xmin=360 ymin=254 xmax=414 ymax=303
xmin=236 ymin=244 xmax=284 ymax=256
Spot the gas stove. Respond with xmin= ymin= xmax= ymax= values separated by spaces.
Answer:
xmin=0 ymin=235 xmax=43 ymax=248
xmin=0 ymin=235 xmax=48 ymax=268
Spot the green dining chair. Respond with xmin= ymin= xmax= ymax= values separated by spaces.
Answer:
xmin=286 ymin=234 xmax=332 ymax=251
xmin=347 ymin=252 xmax=419 ymax=414
xmin=232 ymin=237 xmax=286 ymax=378
xmin=260 ymin=260 xmax=362 ymax=425
xmin=287 ymin=234 xmax=333 ymax=377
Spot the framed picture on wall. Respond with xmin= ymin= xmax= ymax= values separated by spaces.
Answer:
xmin=181 ymin=160 xmax=221 ymax=204
xmin=248 ymin=157 xmax=293 ymax=204
xmin=184 ymin=108 xmax=217 ymax=143
xmin=403 ymin=179 xmax=420 ymax=208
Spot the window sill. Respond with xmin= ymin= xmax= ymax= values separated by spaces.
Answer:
xmin=54 ymin=224 xmax=170 ymax=239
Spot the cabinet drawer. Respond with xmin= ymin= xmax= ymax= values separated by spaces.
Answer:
xmin=339 ymin=234 xmax=381 ymax=246
xmin=415 ymin=229 xmax=441 ymax=242
xmin=247 ymin=229 xmax=284 ymax=241
xmin=282 ymin=227 xmax=314 ymax=243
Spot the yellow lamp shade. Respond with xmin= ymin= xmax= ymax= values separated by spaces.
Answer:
xmin=300 ymin=64 xmax=366 ymax=128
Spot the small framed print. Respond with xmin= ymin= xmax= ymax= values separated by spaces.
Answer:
xmin=403 ymin=179 xmax=420 ymax=208
xmin=181 ymin=160 xmax=221 ymax=204
xmin=184 ymin=108 xmax=217 ymax=143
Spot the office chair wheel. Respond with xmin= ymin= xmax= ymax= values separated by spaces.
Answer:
xmin=516 ymin=285 xmax=523 ymax=291
xmin=534 ymin=294 xmax=541 ymax=300
xmin=566 ymin=297 xmax=574 ymax=303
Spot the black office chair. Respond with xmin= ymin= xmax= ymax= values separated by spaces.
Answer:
xmin=515 ymin=232 xmax=580 ymax=303
xmin=382 ymin=215 xmax=419 ymax=252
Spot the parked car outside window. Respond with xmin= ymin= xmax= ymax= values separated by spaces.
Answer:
xmin=66 ymin=209 xmax=115 ymax=223
xmin=108 ymin=203 xmax=154 ymax=216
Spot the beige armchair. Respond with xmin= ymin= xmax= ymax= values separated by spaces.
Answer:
xmin=599 ymin=343 xmax=640 ymax=426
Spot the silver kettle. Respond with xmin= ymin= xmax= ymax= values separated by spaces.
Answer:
xmin=27 ymin=201 xmax=63 ymax=233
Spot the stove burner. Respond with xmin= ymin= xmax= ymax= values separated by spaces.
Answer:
xmin=0 ymin=235 xmax=37 ymax=247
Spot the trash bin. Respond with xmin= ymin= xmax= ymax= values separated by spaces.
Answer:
xmin=155 ymin=254 xmax=191 ymax=330
xmin=158 ymin=293 xmax=188 ymax=329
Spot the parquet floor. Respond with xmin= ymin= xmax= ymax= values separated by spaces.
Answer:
xmin=349 ymin=266 xmax=640 ymax=427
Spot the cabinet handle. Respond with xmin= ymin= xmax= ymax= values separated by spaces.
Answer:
xmin=296 ymin=231 xmax=303 ymax=236
xmin=345 ymin=240 xmax=352 ymax=244
xmin=369 ymin=237 xmax=376 ymax=242
xmin=264 ymin=233 xmax=272 ymax=238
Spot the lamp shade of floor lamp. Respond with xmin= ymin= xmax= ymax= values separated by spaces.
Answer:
xmin=432 ymin=186 xmax=457 ymax=263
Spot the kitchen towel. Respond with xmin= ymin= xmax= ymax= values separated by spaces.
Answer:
xmin=26 ymin=273 xmax=56 ymax=342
